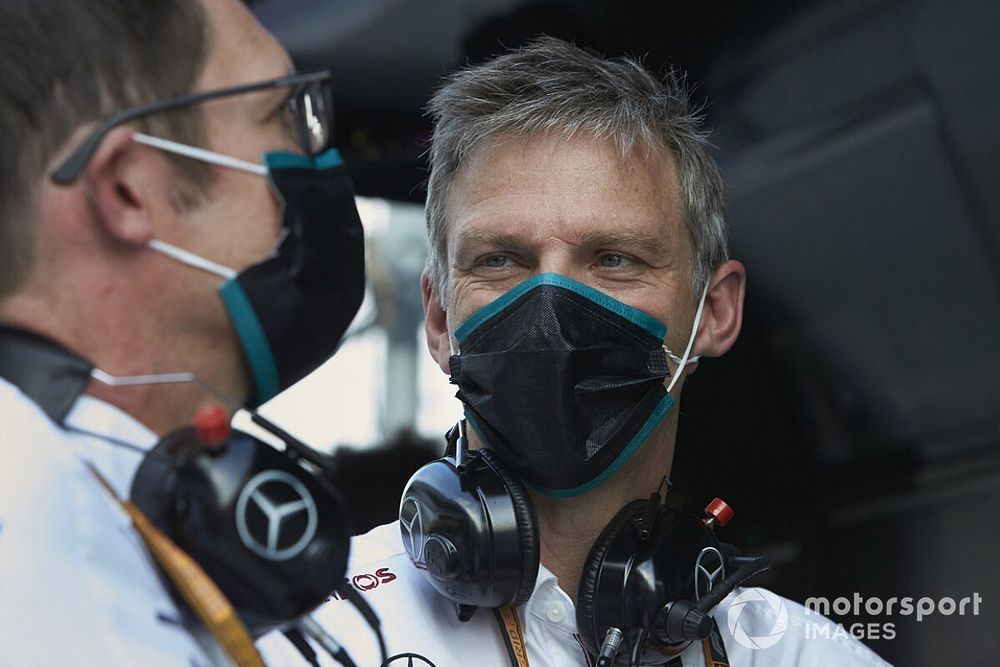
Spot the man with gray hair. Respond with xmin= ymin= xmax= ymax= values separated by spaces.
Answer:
xmin=293 ymin=37 xmax=888 ymax=666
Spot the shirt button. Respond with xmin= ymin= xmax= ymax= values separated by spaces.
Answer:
xmin=546 ymin=604 xmax=566 ymax=623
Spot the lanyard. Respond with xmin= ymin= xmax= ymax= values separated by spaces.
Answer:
xmin=665 ymin=619 xmax=732 ymax=667
xmin=84 ymin=462 xmax=264 ymax=667
xmin=491 ymin=606 xmax=730 ymax=667
xmin=699 ymin=618 xmax=731 ymax=667
xmin=492 ymin=606 xmax=530 ymax=667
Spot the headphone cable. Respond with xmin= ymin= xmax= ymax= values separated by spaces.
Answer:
xmin=338 ymin=581 xmax=389 ymax=665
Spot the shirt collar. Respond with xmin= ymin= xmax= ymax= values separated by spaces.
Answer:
xmin=524 ymin=561 xmax=579 ymax=633
xmin=64 ymin=394 xmax=159 ymax=453
xmin=0 ymin=326 xmax=93 ymax=425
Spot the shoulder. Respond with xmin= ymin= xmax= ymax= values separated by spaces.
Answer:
xmin=0 ymin=378 xmax=83 ymax=519
xmin=261 ymin=522 xmax=509 ymax=667
xmin=0 ymin=378 xmax=63 ymax=441
xmin=0 ymin=381 xmax=208 ymax=665
xmin=349 ymin=521 xmax=408 ymax=567
xmin=714 ymin=587 xmax=892 ymax=666
xmin=324 ymin=521 xmax=435 ymax=617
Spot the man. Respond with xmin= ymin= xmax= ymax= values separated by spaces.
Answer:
xmin=291 ymin=38 xmax=889 ymax=666
xmin=0 ymin=0 xmax=363 ymax=663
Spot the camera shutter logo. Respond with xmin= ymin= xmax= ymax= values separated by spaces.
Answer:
xmin=726 ymin=588 xmax=789 ymax=650
xmin=694 ymin=546 xmax=725 ymax=601
xmin=236 ymin=470 xmax=318 ymax=561
xmin=399 ymin=496 xmax=425 ymax=563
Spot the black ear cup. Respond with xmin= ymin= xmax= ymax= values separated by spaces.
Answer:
xmin=576 ymin=499 xmax=647 ymax=654
xmin=399 ymin=448 xmax=539 ymax=613
xmin=477 ymin=448 xmax=539 ymax=605
xmin=576 ymin=501 xmax=726 ymax=659
xmin=131 ymin=427 xmax=351 ymax=636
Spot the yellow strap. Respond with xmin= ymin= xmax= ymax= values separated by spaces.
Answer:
xmin=493 ymin=606 xmax=530 ymax=667
xmin=700 ymin=619 xmax=731 ymax=667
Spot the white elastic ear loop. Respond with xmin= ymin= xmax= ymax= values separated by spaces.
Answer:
xmin=665 ymin=282 xmax=711 ymax=394
xmin=148 ymin=239 xmax=237 ymax=280
xmin=90 ymin=368 xmax=241 ymax=410
xmin=132 ymin=132 xmax=267 ymax=176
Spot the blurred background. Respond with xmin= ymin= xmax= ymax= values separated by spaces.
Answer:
xmin=245 ymin=0 xmax=1000 ymax=663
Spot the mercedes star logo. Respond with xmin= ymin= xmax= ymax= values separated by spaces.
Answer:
xmin=236 ymin=469 xmax=318 ymax=561
xmin=382 ymin=653 xmax=438 ymax=667
xmin=399 ymin=496 xmax=425 ymax=563
xmin=694 ymin=546 xmax=725 ymax=601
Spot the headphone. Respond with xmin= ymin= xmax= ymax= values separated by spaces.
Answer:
xmin=131 ymin=406 xmax=353 ymax=637
xmin=399 ymin=430 xmax=539 ymax=621
xmin=399 ymin=421 xmax=769 ymax=664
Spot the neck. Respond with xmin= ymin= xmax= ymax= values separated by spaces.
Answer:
xmin=528 ymin=415 xmax=679 ymax=603
xmin=85 ymin=360 xmax=239 ymax=436
xmin=0 ymin=291 xmax=248 ymax=436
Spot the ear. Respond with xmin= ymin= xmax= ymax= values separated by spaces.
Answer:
xmin=81 ymin=126 xmax=176 ymax=247
xmin=693 ymin=259 xmax=746 ymax=359
xmin=421 ymin=269 xmax=452 ymax=375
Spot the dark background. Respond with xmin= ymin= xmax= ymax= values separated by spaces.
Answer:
xmin=253 ymin=1 xmax=1000 ymax=663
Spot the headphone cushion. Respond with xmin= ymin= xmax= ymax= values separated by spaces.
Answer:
xmin=576 ymin=499 xmax=646 ymax=650
xmin=479 ymin=448 xmax=539 ymax=606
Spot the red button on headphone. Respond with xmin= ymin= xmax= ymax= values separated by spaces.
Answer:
xmin=194 ymin=405 xmax=230 ymax=446
xmin=704 ymin=497 xmax=734 ymax=527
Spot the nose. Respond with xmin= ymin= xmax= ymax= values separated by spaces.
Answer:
xmin=536 ymin=244 xmax=587 ymax=284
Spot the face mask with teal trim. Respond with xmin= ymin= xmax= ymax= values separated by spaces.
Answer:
xmin=140 ymin=133 xmax=366 ymax=407
xmin=449 ymin=273 xmax=706 ymax=496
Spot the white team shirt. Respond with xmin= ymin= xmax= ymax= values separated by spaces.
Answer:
xmin=0 ymin=378 xmax=213 ymax=665
xmin=260 ymin=521 xmax=893 ymax=667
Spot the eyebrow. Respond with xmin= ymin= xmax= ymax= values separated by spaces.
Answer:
xmin=453 ymin=230 xmax=530 ymax=250
xmin=569 ymin=229 xmax=671 ymax=256
xmin=261 ymin=81 xmax=293 ymax=108
xmin=248 ymin=66 xmax=298 ymax=109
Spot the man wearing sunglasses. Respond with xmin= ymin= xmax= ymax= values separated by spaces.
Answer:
xmin=0 ymin=0 xmax=364 ymax=664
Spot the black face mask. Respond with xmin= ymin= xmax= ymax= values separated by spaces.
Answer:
xmin=449 ymin=273 xmax=683 ymax=496
xmin=149 ymin=149 xmax=366 ymax=407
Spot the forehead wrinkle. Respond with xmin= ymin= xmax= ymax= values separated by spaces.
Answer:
xmin=446 ymin=132 xmax=685 ymax=260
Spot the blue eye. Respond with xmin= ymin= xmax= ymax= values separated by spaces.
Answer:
xmin=599 ymin=254 xmax=625 ymax=268
xmin=482 ymin=255 xmax=510 ymax=268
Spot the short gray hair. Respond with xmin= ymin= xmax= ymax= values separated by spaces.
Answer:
xmin=425 ymin=36 xmax=729 ymax=303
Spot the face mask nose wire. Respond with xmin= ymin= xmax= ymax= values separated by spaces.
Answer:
xmin=665 ymin=281 xmax=711 ymax=395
